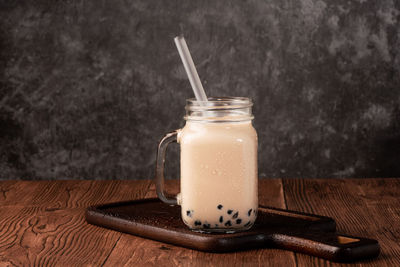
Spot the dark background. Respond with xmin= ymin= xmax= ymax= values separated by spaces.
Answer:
xmin=0 ymin=0 xmax=399 ymax=180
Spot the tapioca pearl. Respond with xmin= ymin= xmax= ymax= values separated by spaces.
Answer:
xmin=215 ymin=224 xmax=219 ymax=227
xmin=243 ymin=221 xmax=251 ymax=227
xmin=194 ymin=220 xmax=202 ymax=226
xmin=217 ymin=204 xmax=223 ymax=210
xmin=203 ymin=223 xmax=211 ymax=229
xmin=232 ymin=212 xmax=239 ymax=219
xmin=227 ymin=210 xmax=233 ymax=215
xmin=248 ymin=209 xmax=252 ymax=216
xmin=219 ymin=216 xmax=223 ymax=223
xmin=236 ymin=219 xmax=242 ymax=224
xmin=225 ymin=220 xmax=232 ymax=226
xmin=186 ymin=210 xmax=193 ymax=217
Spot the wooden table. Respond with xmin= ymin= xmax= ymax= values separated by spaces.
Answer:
xmin=0 ymin=179 xmax=399 ymax=266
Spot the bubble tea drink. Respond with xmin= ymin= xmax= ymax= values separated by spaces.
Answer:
xmin=155 ymin=97 xmax=258 ymax=232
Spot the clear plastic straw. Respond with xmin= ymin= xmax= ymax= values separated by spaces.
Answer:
xmin=174 ymin=36 xmax=208 ymax=102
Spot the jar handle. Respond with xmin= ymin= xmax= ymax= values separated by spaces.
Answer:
xmin=155 ymin=130 xmax=179 ymax=205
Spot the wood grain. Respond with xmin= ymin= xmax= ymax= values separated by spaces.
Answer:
xmin=0 ymin=180 xmax=152 ymax=208
xmin=283 ymin=178 xmax=400 ymax=267
xmin=0 ymin=179 xmax=397 ymax=266
xmin=0 ymin=207 xmax=120 ymax=266
xmin=103 ymin=179 xmax=297 ymax=267
xmin=0 ymin=180 xmax=151 ymax=266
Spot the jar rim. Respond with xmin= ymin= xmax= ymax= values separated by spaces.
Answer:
xmin=186 ymin=97 xmax=253 ymax=107
xmin=184 ymin=96 xmax=254 ymax=122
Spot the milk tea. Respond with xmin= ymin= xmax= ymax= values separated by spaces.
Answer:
xmin=178 ymin=120 xmax=258 ymax=231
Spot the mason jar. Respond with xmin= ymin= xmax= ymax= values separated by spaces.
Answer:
xmin=155 ymin=97 xmax=258 ymax=233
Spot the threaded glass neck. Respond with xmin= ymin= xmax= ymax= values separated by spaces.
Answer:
xmin=185 ymin=97 xmax=253 ymax=122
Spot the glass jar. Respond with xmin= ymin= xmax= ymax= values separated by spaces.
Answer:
xmin=155 ymin=97 xmax=258 ymax=233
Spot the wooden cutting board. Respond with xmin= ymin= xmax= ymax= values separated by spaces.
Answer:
xmin=85 ymin=198 xmax=379 ymax=262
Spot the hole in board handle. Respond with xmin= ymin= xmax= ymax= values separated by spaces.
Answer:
xmin=337 ymin=236 xmax=360 ymax=244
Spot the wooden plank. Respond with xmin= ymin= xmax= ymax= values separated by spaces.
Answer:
xmin=0 ymin=180 xmax=152 ymax=208
xmin=283 ymin=178 xmax=400 ymax=267
xmin=0 ymin=180 xmax=43 ymax=207
xmin=104 ymin=179 xmax=297 ymax=267
xmin=0 ymin=180 xmax=151 ymax=266
xmin=0 ymin=207 xmax=120 ymax=266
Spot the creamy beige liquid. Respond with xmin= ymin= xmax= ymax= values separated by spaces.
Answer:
xmin=177 ymin=120 xmax=258 ymax=231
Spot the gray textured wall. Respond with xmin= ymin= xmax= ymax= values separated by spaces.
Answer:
xmin=0 ymin=0 xmax=399 ymax=180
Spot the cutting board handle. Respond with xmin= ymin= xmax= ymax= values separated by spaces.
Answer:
xmin=271 ymin=231 xmax=380 ymax=262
